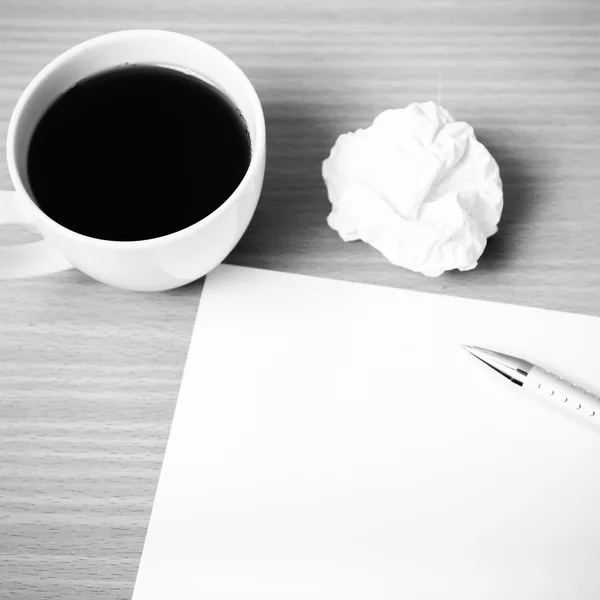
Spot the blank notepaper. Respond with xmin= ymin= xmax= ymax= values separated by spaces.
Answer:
xmin=133 ymin=265 xmax=600 ymax=599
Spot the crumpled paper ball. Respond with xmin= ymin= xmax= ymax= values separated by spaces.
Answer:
xmin=322 ymin=101 xmax=503 ymax=277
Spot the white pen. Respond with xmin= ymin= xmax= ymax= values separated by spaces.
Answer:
xmin=464 ymin=345 xmax=600 ymax=421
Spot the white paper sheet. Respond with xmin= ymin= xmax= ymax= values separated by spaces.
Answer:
xmin=133 ymin=265 xmax=600 ymax=599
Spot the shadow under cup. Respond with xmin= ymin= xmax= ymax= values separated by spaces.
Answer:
xmin=6 ymin=30 xmax=266 ymax=291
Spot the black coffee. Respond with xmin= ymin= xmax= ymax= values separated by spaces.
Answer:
xmin=27 ymin=65 xmax=251 ymax=241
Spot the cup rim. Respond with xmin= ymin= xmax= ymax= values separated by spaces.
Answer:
xmin=6 ymin=29 xmax=266 ymax=248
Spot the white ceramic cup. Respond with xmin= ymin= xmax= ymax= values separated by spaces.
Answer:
xmin=0 ymin=30 xmax=266 ymax=291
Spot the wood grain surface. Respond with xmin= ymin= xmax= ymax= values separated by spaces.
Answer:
xmin=1 ymin=1 xmax=599 ymax=598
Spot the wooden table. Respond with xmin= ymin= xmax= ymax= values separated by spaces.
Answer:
xmin=1 ymin=1 xmax=599 ymax=597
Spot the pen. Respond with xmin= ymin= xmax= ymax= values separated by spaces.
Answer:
xmin=463 ymin=345 xmax=600 ymax=421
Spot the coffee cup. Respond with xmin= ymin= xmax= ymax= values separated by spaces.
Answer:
xmin=0 ymin=29 xmax=266 ymax=291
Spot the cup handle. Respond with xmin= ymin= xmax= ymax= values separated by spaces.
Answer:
xmin=0 ymin=190 xmax=73 ymax=279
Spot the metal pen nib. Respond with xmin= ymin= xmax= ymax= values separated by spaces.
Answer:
xmin=463 ymin=345 xmax=534 ymax=386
